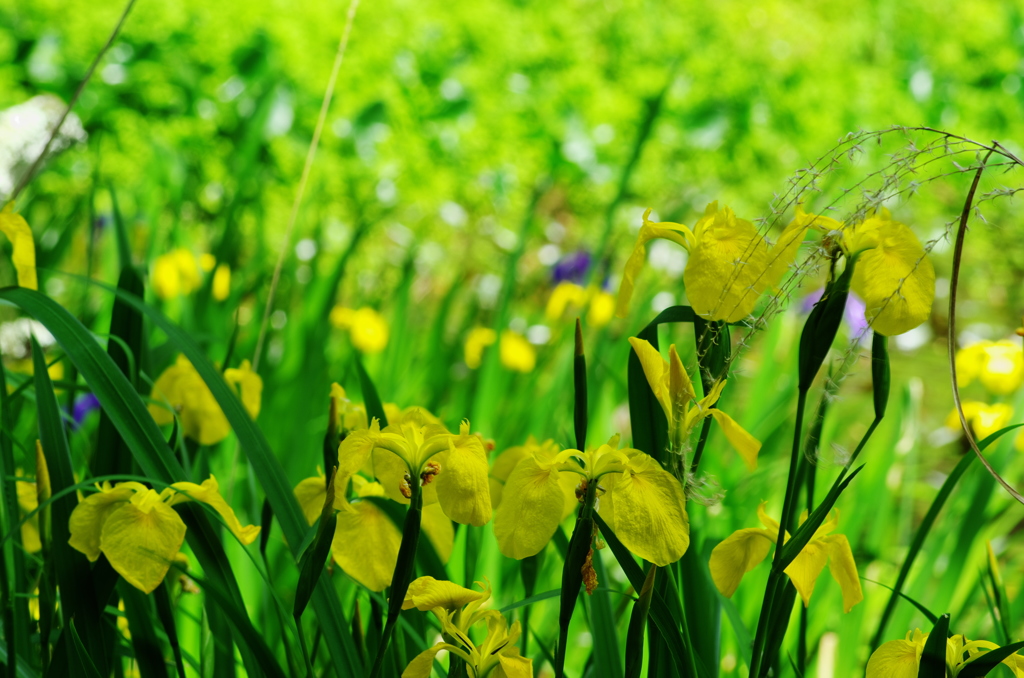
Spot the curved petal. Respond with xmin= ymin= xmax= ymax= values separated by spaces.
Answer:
xmin=340 ymin=423 xmax=381 ymax=484
xmin=608 ymin=461 xmax=689 ymax=566
xmin=709 ymin=527 xmax=775 ymax=597
xmin=849 ymin=214 xmax=935 ymax=336
xmin=709 ymin=409 xmax=761 ymax=471
xmin=167 ymin=475 xmax=260 ymax=545
xmin=100 ymin=491 xmax=187 ymax=593
xmin=615 ymin=217 xmax=693 ymax=318
xmin=0 ymin=205 xmax=38 ymax=290
xmin=68 ymin=484 xmax=136 ymax=561
xmin=332 ymin=500 xmax=401 ymax=592
xmin=401 ymin=642 xmax=457 ymax=678
xmin=821 ymin=534 xmax=863 ymax=613
xmin=294 ymin=476 xmax=329 ymax=526
xmin=495 ymin=647 xmax=534 ymax=678
xmin=865 ymin=638 xmax=922 ymax=678
xmin=686 ymin=204 xmax=772 ymax=322
xmin=627 ymin=338 xmax=671 ymax=421
xmin=493 ymin=455 xmax=571 ymax=559
xmin=402 ymin=576 xmax=485 ymax=612
xmin=421 ymin=502 xmax=455 ymax=563
xmin=783 ymin=542 xmax=829 ymax=607
xmin=433 ymin=424 xmax=491 ymax=526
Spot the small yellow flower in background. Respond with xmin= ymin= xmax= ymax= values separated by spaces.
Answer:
xmin=629 ymin=338 xmax=760 ymax=469
xmin=464 ymin=327 xmax=497 ymax=369
xmin=499 ymin=330 xmax=535 ymax=372
xmin=329 ymin=306 xmax=389 ymax=353
xmin=148 ymin=355 xmax=262 ymax=446
xmin=956 ymin=339 xmax=1024 ymax=395
xmin=401 ymin=577 xmax=532 ymax=678
xmin=198 ymin=253 xmax=216 ymax=272
xmin=152 ymin=249 xmax=202 ymax=300
xmin=212 ymin=263 xmax=231 ymax=301
xmin=0 ymin=203 xmax=38 ymax=290
xmin=838 ymin=208 xmax=935 ymax=336
xmin=492 ymin=434 xmax=689 ymax=565
xmin=546 ymin=282 xmax=616 ymax=329
xmin=616 ymin=203 xmax=811 ymax=322
xmin=945 ymin=401 xmax=1014 ymax=441
xmin=68 ymin=475 xmax=259 ymax=593
xmin=710 ymin=502 xmax=862 ymax=612
xmin=867 ymin=629 xmax=1024 ymax=677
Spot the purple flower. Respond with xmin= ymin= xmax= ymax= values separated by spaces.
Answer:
xmin=800 ymin=288 xmax=871 ymax=342
xmin=552 ymin=250 xmax=592 ymax=284
xmin=72 ymin=393 xmax=100 ymax=430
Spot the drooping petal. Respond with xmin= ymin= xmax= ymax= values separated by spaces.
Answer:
xmin=784 ymin=541 xmax=829 ymax=607
xmin=685 ymin=203 xmax=772 ymax=322
xmin=820 ymin=533 xmax=864 ymax=613
xmin=294 ymin=476 xmax=329 ymax=526
xmin=615 ymin=213 xmax=693 ymax=317
xmin=421 ymin=502 xmax=455 ymax=563
xmin=493 ymin=454 xmax=572 ymax=559
xmin=0 ymin=204 xmax=38 ymax=290
xmin=402 ymin=576 xmax=486 ymax=611
xmin=495 ymin=647 xmax=534 ymax=678
xmin=627 ymin=338 xmax=671 ymax=421
xmin=99 ymin=490 xmax=188 ymax=593
xmin=401 ymin=643 xmax=457 ymax=678
xmin=709 ymin=409 xmax=761 ymax=471
xmin=166 ymin=475 xmax=260 ymax=545
xmin=865 ymin=637 xmax=923 ymax=678
xmin=708 ymin=527 xmax=776 ymax=597
xmin=331 ymin=500 xmax=401 ymax=592
xmin=848 ymin=213 xmax=935 ymax=336
xmin=68 ymin=484 xmax=138 ymax=561
xmin=607 ymin=457 xmax=689 ymax=566
xmin=433 ymin=423 xmax=491 ymax=526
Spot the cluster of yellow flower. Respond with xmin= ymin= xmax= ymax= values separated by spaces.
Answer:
xmin=948 ymin=338 xmax=1024 ymax=447
xmin=152 ymin=248 xmax=231 ymax=301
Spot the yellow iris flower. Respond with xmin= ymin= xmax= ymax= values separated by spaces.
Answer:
xmin=946 ymin=401 xmax=1014 ymax=442
xmin=68 ymin=475 xmax=259 ymax=593
xmin=956 ymin=339 xmax=1023 ymax=395
xmin=840 ymin=208 xmax=935 ymax=336
xmin=867 ymin=630 xmax=1024 ymax=677
xmin=212 ymin=263 xmax=231 ymax=301
xmin=152 ymin=249 xmax=203 ymax=300
xmin=709 ymin=502 xmax=862 ymax=613
xmin=616 ymin=203 xmax=810 ymax=322
xmin=329 ymin=306 xmax=390 ymax=353
xmin=148 ymin=355 xmax=262 ymax=446
xmin=463 ymin=328 xmax=536 ymax=373
xmin=0 ymin=203 xmax=38 ymax=290
xmin=546 ymin=282 xmax=616 ymax=328
xmin=628 ymin=338 xmax=761 ymax=469
xmin=401 ymin=577 xmax=532 ymax=678
xmin=492 ymin=435 xmax=689 ymax=565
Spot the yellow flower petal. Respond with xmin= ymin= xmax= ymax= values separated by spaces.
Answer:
xmin=348 ymin=307 xmax=389 ymax=354
xmin=332 ymin=499 xmax=401 ymax=592
xmin=606 ymin=456 xmax=689 ymax=566
xmin=865 ymin=636 xmax=924 ymax=678
xmin=464 ymin=327 xmax=497 ymax=369
xmin=402 ymin=643 xmax=451 ymax=678
xmin=615 ymin=212 xmax=693 ymax=317
xmin=848 ymin=213 xmax=934 ymax=336
xmin=166 ymin=475 xmax=260 ymax=545
xmin=212 ymin=263 xmax=231 ymax=301
xmin=627 ymin=338 xmax=672 ymax=422
xmin=685 ymin=203 xmax=771 ymax=322
xmin=493 ymin=454 xmax=571 ymax=559
xmin=546 ymin=282 xmax=588 ymax=321
xmin=0 ymin=204 xmax=37 ymax=290
xmin=421 ymin=503 xmax=454 ymax=563
xmin=402 ymin=576 xmax=485 ymax=611
xmin=784 ymin=541 xmax=829 ymax=607
xmin=68 ymin=483 xmax=138 ymax=561
xmin=708 ymin=409 xmax=761 ymax=471
xmin=821 ymin=533 xmax=864 ymax=613
xmin=587 ymin=290 xmax=615 ymax=328
xmin=434 ymin=423 xmax=492 ymax=526
xmin=294 ymin=476 xmax=328 ymax=526
xmin=224 ymin=359 xmax=262 ymax=419
xmin=100 ymin=490 xmax=187 ymax=593
xmin=148 ymin=355 xmax=230 ymax=445
xmin=499 ymin=331 xmax=535 ymax=373
xmin=496 ymin=649 xmax=534 ymax=678
xmin=708 ymin=527 xmax=775 ymax=597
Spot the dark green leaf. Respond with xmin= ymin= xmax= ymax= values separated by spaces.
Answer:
xmin=294 ymin=468 xmax=339 ymax=618
xmin=624 ymin=565 xmax=657 ymax=678
xmin=355 ymin=354 xmax=388 ymax=429
xmin=957 ymin=640 xmax=1024 ymax=677
xmin=919 ymin=614 xmax=949 ymax=677
xmin=797 ymin=260 xmax=854 ymax=392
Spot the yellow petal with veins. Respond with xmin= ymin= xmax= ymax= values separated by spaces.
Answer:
xmin=708 ymin=409 xmax=761 ymax=470
xmin=421 ymin=502 xmax=454 ymax=563
xmin=68 ymin=484 xmax=137 ymax=561
xmin=493 ymin=453 xmax=571 ymax=559
xmin=402 ymin=576 xmax=485 ymax=611
xmin=100 ymin=490 xmax=187 ymax=593
xmin=166 ymin=475 xmax=260 ymax=545
xmin=821 ymin=533 xmax=864 ymax=613
xmin=615 ymin=212 xmax=693 ymax=318
xmin=865 ymin=632 xmax=926 ymax=678
xmin=708 ymin=527 xmax=775 ymax=597
xmin=606 ymin=458 xmax=689 ymax=566
xmin=332 ymin=500 xmax=401 ymax=592
xmin=433 ymin=423 xmax=491 ymax=526
xmin=627 ymin=338 xmax=671 ymax=421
